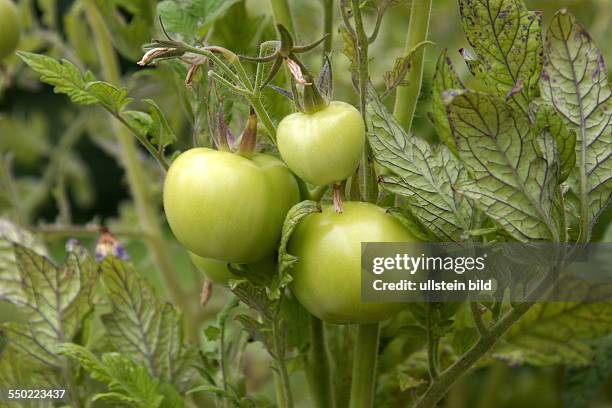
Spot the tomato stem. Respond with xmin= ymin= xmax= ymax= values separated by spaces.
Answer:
xmin=392 ymin=0 xmax=432 ymax=133
xmin=237 ymin=107 xmax=257 ymax=158
xmin=333 ymin=183 xmax=344 ymax=213
xmin=306 ymin=316 xmax=335 ymax=408
xmin=348 ymin=323 xmax=380 ymax=408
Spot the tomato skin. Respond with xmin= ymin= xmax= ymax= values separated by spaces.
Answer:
xmin=164 ymin=148 xmax=300 ymax=263
xmin=0 ymin=0 xmax=20 ymax=61
xmin=277 ymin=101 xmax=365 ymax=186
xmin=289 ymin=202 xmax=419 ymax=324
xmin=189 ymin=252 xmax=277 ymax=285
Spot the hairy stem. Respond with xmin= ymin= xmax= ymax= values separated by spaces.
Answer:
xmin=272 ymin=318 xmax=294 ymax=408
xmin=348 ymin=323 xmax=380 ymax=408
xmin=392 ymin=0 xmax=432 ymax=132
xmin=426 ymin=305 xmax=439 ymax=380
xmin=306 ymin=316 xmax=335 ymax=408
xmin=83 ymin=1 xmax=197 ymax=335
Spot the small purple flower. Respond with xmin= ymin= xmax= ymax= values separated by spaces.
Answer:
xmin=95 ymin=227 xmax=129 ymax=262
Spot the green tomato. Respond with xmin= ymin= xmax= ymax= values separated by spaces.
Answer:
xmin=277 ymin=101 xmax=365 ymax=186
xmin=0 ymin=0 xmax=20 ymax=61
xmin=189 ymin=252 xmax=277 ymax=285
xmin=164 ymin=148 xmax=300 ymax=263
xmin=289 ymin=201 xmax=419 ymax=324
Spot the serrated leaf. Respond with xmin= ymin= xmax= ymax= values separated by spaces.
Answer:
xmin=123 ymin=110 xmax=153 ymax=138
xmin=59 ymin=344 xmax=183 ymax=408
xmin=563 ymin=335 xmax=612 ymax=408
xmin=458 ymin=0 xmax=543 ymax=112
xmin=87 ymin=81 xmax=133 ymax=113
xmin=99 ymin=257 xmax=194 ymax=387
xmin=430 ymin=51 xmax=465 ymax=154
xmin=494 ymin=301 xmax=612 ymax=366
xmin=143 ymin=99 xmax=177 ymax=150
xmin=0 ymin=219 xmax=47 ymax=304
xmin=446 ymin=90 xmax=558 ymax=241
xmin=539 ymin=10 xmax=611 ymax=241
xmin=230 ymin=279 xmax=275 ymax=320
xmin=17 ymin=51 xmax=98 ymax=105
xmin=2 ymin=244 xmax=97 ymax=368
xmin=366 ymin=92 xmax=474 ymax=241
xmin=0 ymin=346 xmax=57 ymax=408
xmin=157 ymin=0 xmax=240 ymax=38
xmin=531 ymin=102 xmax=576 ymax=183
xmin=382 ymin=41 xmax=434 ymax=99
xmin=273 ymin=201 xmax=321 ymax=300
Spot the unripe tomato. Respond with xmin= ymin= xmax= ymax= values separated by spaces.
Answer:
xmin=164 ymin=148 xmax=300 ymax=263
xmin=189 ymin=252 xmax=233 ymax=284
xmin=289 ymin=202 xmax=419 ymax=324
xmin=189 ymin=252 xmax=277 ymax=285
xmin=276 ymin=101 xmax=365 ymax=186
xmin=0 ymin=0 xmax=20 ymax=61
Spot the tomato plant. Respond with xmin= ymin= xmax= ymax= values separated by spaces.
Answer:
xmin=1 ymin=0 xmax=610 ymax=408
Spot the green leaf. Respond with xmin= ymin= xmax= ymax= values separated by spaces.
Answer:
xmin=123 ymin=110 xmax=153 ymax=138
xmin=366 ymin=92 xmax=474 ymax=241
xmin=273 ymin=200 xmax=321 ymax=300
xmin=0 ymin=346 xmax=57 ymax=408
xmin=430 ymin=51 xmax=464 ymax=154
xmin=87 ymin=81 xmax=133 ymax=114
xmin=234 ymin=314 xmax=275 ymax=358
xmin=382 ymin=41 xmax=435 ymax=100
xmin=157 ymin=0 xmax=240 ymax=38
xmin=539 ymin=9 xmax=611 ymax=240
xmin=495 ymin=301 xmax=612 ymax=366
xmin=458 ymin=0 xmax=543 ymax=111
xmin=143 ymin=99 xmax=177 ymax=150
xmin=17 ymin=51 xmax=98 ymax=105
xmin=531 ymin=102 xmax=576 ymax=183
xmin=2 ymin=244 xmax=97 ymax=368
xmin=0 ymin=219 xmax=47 ymax=304
xmin=99 ymin=257 xmax=195 ymax=387
xmin=59 ymin=343 xmax=181 ymax=408
xmin=563 ymin=335 xmax=612 ymax=408
xmin=397 ymin=372 xmax=426 ymax=391
xmin=446 ymin=90 xmax=558 ymax=241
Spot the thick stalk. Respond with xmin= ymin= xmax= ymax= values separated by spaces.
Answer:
xmin=350 ymin=0 xmax=377 ymax=203
xmin=392 ymin=0 xmax=432 ymax=133
xmin=272 ymin=318 xmax=294 ymax=408
xmin=269 ymin=0 xmax=295 ymax=35
xmin=306 ymin=316 xmax=335 ymax=408
xmin=83 ymin=1 xmax=194 ymax=328
xmin=348 ymin=323 xmax=380 ymax=408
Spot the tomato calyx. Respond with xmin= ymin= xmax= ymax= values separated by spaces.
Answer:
xmin=237 ymin=107 xmax=257 ymax=158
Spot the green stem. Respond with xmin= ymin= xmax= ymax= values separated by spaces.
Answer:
xmin=249 ymin=96 xmax=277 ymax=143
xmin=426 ymin=305 xmax=439 ymax=380
xmin=269 ymin=0 xmax=295 ymax=35
xmin=306 ymin=316 xmax=335 ymax=408
xmin=414 ymin=262 xmax=563 ymax=408
xmin=272 ymin=318 xmax=294 ymax=408
xmin=322 ymin=0 xmax=334 ymax=55
xmin=348 ymin=323 xmax=380 ymax=408
xmin=392 ymin=0 xmax=432 ymax=132
xmin=83 ymin=0 xmax=197 ymax=335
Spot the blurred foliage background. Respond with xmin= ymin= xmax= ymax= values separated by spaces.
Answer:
xmin=0 ymin=0 xmax=611 ymax=406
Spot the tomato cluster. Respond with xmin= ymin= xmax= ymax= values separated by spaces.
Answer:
xmin=164 ymin=99 xmax=418 ymax=324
